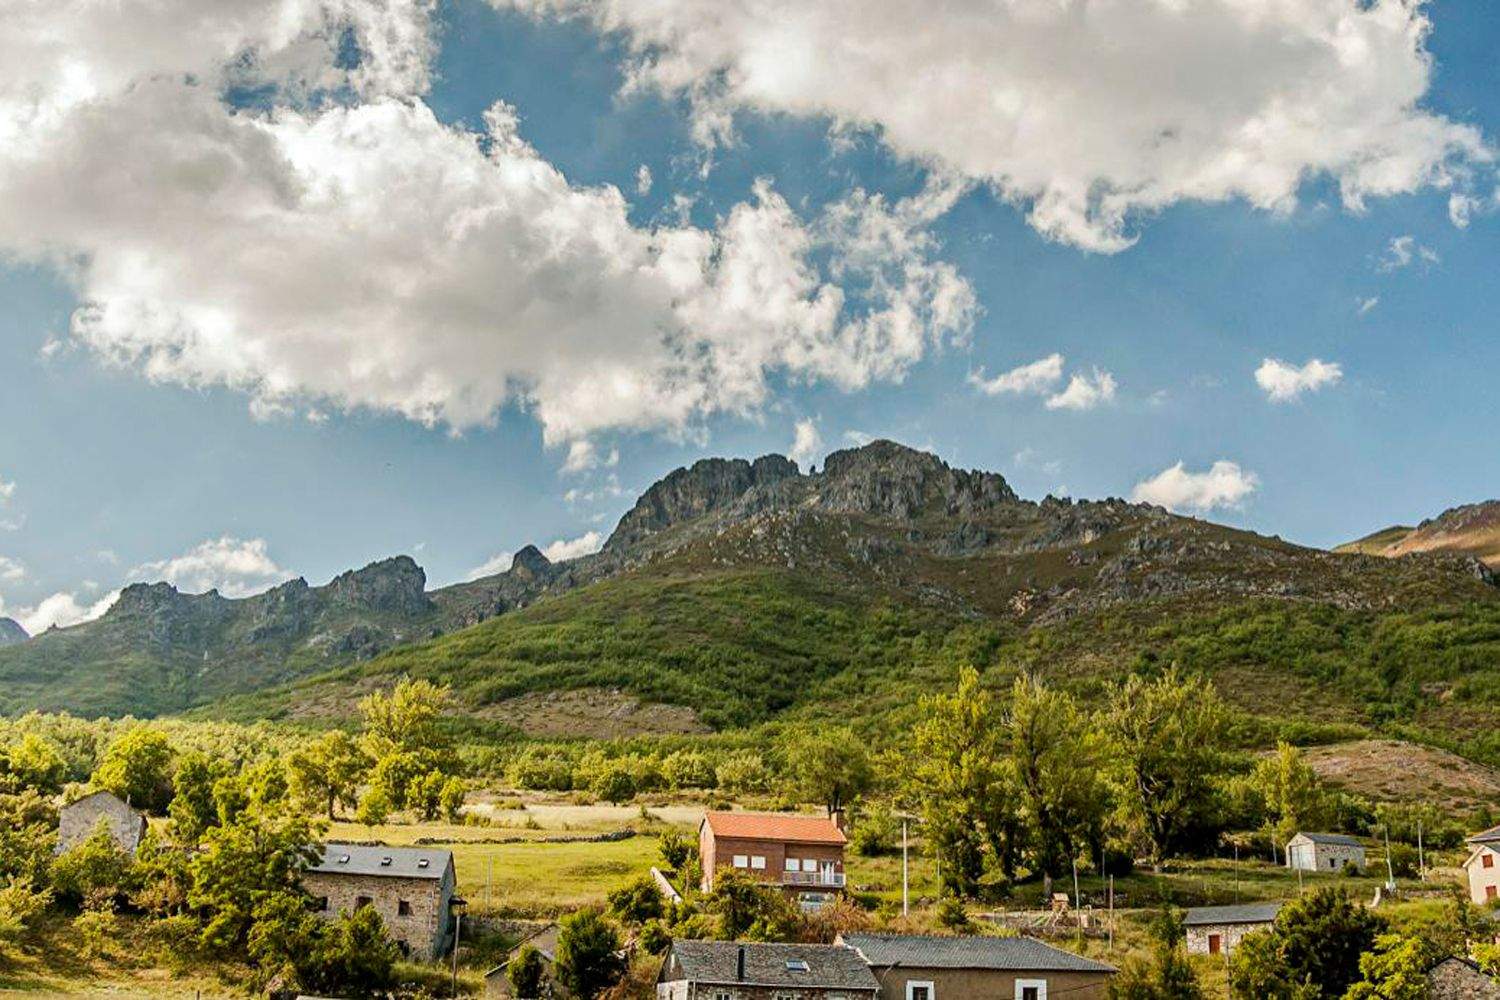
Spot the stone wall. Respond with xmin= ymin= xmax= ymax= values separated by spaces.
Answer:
xmin=302 ymin=868 xmax=453 ymax=959
xmin=657 ymin=983 xmax=875 ymax=999
xmin=57 ymin=792 xmax=146 ymax=855
xmin=1185 ymin=922 xmax=1270 ymax=956
xmin=870 ymin=965 xmax=1111 ymax=1000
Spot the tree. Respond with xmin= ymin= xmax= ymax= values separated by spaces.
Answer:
xmin=287 ymin=730 xmax=368 ymax=821
xmin=658 ymin=830 xmax=694 ymax=870
xmin=706 ymin=868 xmax=801 ymax=941
xmin=247 ymin=891 xmax=399 ymax=995
xmin=779 ymin=728 xmax=873 ymax=816
xmin=360 ymin=677 xmax=452 ymax=759
xmin=1229 ymin=888 xmax=1383 ymax=999
xmin=4 ymin=734 xmax=66 ymax=794
xmin=715 ymin=751 xmax=769 ymax=794
xmin=662 ymin=751 xmax=717 ymax=790
xmin=189 ymin=800 xmax=322 ymax=952
xmin=554 ymin=907 xmax=625 ymax=1000
xmin=91 ymin=727 xmax=175 ymax=813
xmin=1108 ymin=908 xmax=1204 ymax=1000
xmin=355 ymin=787 xmax=392 ymax=827
xmin=1344 ymin=934 xmax=1445 ymax=1000
xmin=1008 ymin=675 xmax=1108 ymax=884
xmin=508 ymin=943 xmax=546 ymax=998
xmin=440 ymin=776 xmax=466 ymax=822
xmin=1106 ymin=669 xmax=1228 ymax=864
xmin=607 ymin=873 xmax=665 ymax=926
xmin=587 ymin=759 xmax=637 ymax=805
xmin=170 ymin=751 xmax=226 ymax=842
xmin=1254 ymin=742 xmax=1335 ymax=847
xmin=51 ymin=820 xmax=134 ymax=908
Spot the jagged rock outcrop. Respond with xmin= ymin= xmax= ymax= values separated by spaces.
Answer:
xmin=0 ymin=617 xmax=27 ymax=646
xmin=606 ymin=454 xmax=799 ymax=551
xmin=510 ymin=545 xmax=553 ymax=582
xmin=325 ymin=556 xmax=430 ymax=616
xmin=814 ymin=440 xmax=1017 ymax=518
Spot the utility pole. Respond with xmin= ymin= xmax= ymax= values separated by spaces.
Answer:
xmin=1072 ymin=858 xmax=1081 ymax=929
xmin=1234 ymin=841 xmax=1240 ymax=904
xmin=1108 ymin=875 xmax=1114 ymax=952
xmin=1418 ymin=820 xmax=1425 ymax=878
xmin=1384 ymin=827 xmax=1396 ymax=889
xmin=902 ymin=815 xmax=910 ymax=917
xmin=451 ymin=904 xmax=464 ymax=997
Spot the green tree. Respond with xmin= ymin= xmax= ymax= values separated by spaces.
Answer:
xmin=0 ymin=789 xmax=58 ymax=884
xmin=587 ymin=759 xmax=637 ymax=805
xmin=779 ymin=727 xmax=873 ymax=817
xmin=508 ymin=943 xmax=546 ymax=998
xmin=554 ymin=907 xmax=625 ymax=1000
xmin=355 ymin=786 xmax=392 ymax=827
xmin=1343 ymin=934 xmax=1445 ymax=1000
xmin=287 ymin=730 xmax=368 ymax=821
xmin=1106 ymin=668 xmax=1229 ymax=865
xmin=1009 ymin=675 xmax=1108 ymax=883
xmin=662 ymin=751 xmax=717 ymax=790
xmin=715 ymin=751 xmax=769 ymax=794
xmin=1108 ymin=908 xmax=1204 ymax=1000
xmin=658 ymin=829 xmax=694 ymax=870
xmin=1254 ymin=742 xmax=1336 ymax=848
xmin=4 ymin=734 xmax=66 ymax=794
xmin=188 ymin=801 xmax=322 ymax=952
xmin=706 ymin=868 xmax=801 ymax=941
xmin=50 ymin=820 xmax=133 ymax=908
xmin=607 ymin=873 xmax=665 ymax=925
xmin=91 ymin=727 xmax=175 ymax=813
xmin=170 ymin=751 xmax=227 ymax=842
xmin=440 ymin=776 xmax=466 ymax=822
xmin=0 ymin=878 xmax=52 ymax=957
xmin=1229 ymin=888 xmax=1383 ymax=1000
xmin=360 ymin=677 xmax=452 ymax=759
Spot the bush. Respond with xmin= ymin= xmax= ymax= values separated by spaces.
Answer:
xmin=715 ymin=751 xmax=769 ymax=794
xmin=848 ymin=807 xmax=898 ymax=857
xmin=508 ymin=943 xmax=545 ymax=999
xmin=662 ymin=751 xmax=717 ymax=791
xmin=607 ymin=874 xmax=665 ymax=926
xmin=555 ymin=908 xmax=625 ymax=1000
xmin=936 ymin=896 xmax=969 ymax=931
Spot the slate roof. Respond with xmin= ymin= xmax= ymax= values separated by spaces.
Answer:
xmin=309 ymin=843 xmax=452 ymax=880
xmin=702 ymin=811 xmax=847 ymax=845
xmin=1291 ymin=832 xmax=1363 ymax=847
xmin=663 ymin=941 xmax=878 ymax=990
xmin=1469 ymin=824 xmax=1500 ymax=845
xmin=1427 ymin=956 xmax=1500 ymax=999
xmin=1183 ymin=902 xmax=1283 ymax=927
xmin=839 ymin=934 xmax=1116 ymax=974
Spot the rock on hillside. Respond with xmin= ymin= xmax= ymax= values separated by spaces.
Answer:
xmin=1338 ymin=501 xmax=1500 ymax=570
xmin=0 ymin=617 xmax=27 ymax=647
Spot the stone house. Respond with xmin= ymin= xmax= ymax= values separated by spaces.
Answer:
xmin=1285 ymin=832 xmax=1365 ymax=873
xmin=657 ymin=940 xmax=879 ymax=1000
xmin=485 ymin=923 xmax=560 ymax=998
xmin=56 ymin=790 xmax=147 ymax=855
xmin=839 ymin=933 xmax=1116 ymax=1000
xmin=1465 ymin=825 xmax=1500 ymax=905
xmin=301 ymin=843 xmax=457 ymax=960
xmin=1183 ymin=902 xmax=1281 ymax=956
xmin=1427 ymin=957 xmax=1500 ymax=999
xmin=699 ymin=812 xmax=846 ymax=909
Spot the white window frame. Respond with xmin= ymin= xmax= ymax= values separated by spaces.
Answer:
xmin=732 ymin=855 xmax=749 ymax=868
xmin=751 ymin=855 xmax=767 ymax=870
xmin=1015 ymin=979 xmax=1048 ymax=1000
xmin=906 ymin=981 xmax=936 ymax=1000
xmin=804 ymin=857 xmax=817 ymax=871
xmin=786 ymin=858 xmax=801 ymax=872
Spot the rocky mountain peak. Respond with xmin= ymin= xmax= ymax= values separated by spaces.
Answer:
xmin=606 ymin=453 xmax=800 ymax=551
xmin=510 ymin=545 xmax=552 ymax=581
xmin=814 ymin=439 xmax=1018 ymax=519
xmin=325 ymin=556 xmax=430 ymax=616
xmin=0 ymin=617 xmax=27 ymax=647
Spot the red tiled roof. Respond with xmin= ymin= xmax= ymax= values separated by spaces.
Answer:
xmin=702 ymin=811 xmax=847 ymax=845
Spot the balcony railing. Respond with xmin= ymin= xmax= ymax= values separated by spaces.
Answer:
xmin=782 ymin=870 xmax=846 ymax=888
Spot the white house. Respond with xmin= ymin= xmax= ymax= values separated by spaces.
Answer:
xmin=1286 ymin=832 xmax=1365 ymax=873
xmin=1183 ymin=902 xmax=1281 ymax=956
xmin=1465 ymin=825 xmax=1500 ymax=905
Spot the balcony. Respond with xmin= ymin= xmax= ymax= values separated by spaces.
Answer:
xmin=782 ymin=870 xmax=846 ymax=888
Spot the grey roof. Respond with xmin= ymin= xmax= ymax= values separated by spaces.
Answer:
xmin=1183 ymin=902 xmax=1282 ymax=926
xmin=309 ymin=842 xmax=452 ymax=880
xmin=1291 ymin=832 xmax=1363 ymax=847
xmin=664 ymin=941 xmax=879 ymax=991
xmin=1469 ymin=824 xmax=1500 ymax=845
xmin=840 ymin=934 xmax=1116 ymax=974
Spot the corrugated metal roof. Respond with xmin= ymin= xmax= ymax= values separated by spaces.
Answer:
xmin=1183 ymin=902 xmax=1282 ymax=926
xmin=309 ymin=842 xmax=451 ymax=880
xmin=839 ymin=934 xmax=1116 ymax=974
xmin=1292 ymin=832 xmax=1363 ymax=847
xmin=665 ymin=940 xmax=878 ymax=990
xmin=702 ymin=811 xmax=847 ymax=845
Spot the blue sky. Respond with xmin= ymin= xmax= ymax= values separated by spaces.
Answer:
xmin=1 ymin=0 xmax=1497 ymax=631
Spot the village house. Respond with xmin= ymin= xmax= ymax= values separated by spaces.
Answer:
xmin=1182 ymin=902 xmax=1281 ymax=956
xmin=657 ymin=940 xmax=879 ymax=1000
xmin=1285 ymin=832 xmax=1366 ymax=873
xmin=699 ymin=812 xmax=847 ymax=909
xmin=56 ymin=790 xmax=148 ymax=855
xmin=839 ymin=932 xmax=1116 ymax=1000
xmin=1427 ymin=957 xmax=1500 ymax=999
xmin=301 ymin=843 xmax=457 ymax=960
xmin=484 ymin=923 xmax=560 ymax=998
xmin=1465 ymin=825 xmax=1500 ymax=905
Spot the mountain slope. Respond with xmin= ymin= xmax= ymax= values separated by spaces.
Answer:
xmin=1338 ymin=502 xmax=1500 ymax=568
xmin=0 ymin=618 xmax=27 ymax=647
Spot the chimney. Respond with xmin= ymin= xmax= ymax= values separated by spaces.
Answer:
xmin=737 ymin=945 xmax=746 ymax=981
xmin=831 ymin=808 xmax=847 ymax=833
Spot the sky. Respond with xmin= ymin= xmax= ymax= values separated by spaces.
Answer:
xmin=1 ymin=0 xmax=1498 ymax=634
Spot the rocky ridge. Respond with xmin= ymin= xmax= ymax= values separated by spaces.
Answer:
xmin=0 ymin=617 xmax=27 ymax=647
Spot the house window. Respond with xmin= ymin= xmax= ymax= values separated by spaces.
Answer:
xmin=355 ymin=896 xmax=374 ymax=910
xmin=1488 ymin=886 xmax=1497 ymax=901
xmin=751 ymin=856 xmax=766 ymax=870
xmin=786 ymin=858 xmax=801 ymax=872
xmin=907 ymin=982 xmax=935 ymax=1000
xmin=712 ymin=992 xmax=736 ymax=1000
xmin=733 ymin=855 xmax=749 ymax=868
xmin=804 ymin=858 xmax=817 ymax=872
xmin=1485 ymin=854 xmax=1494 ymax=869
xmin=1208 ymin=934 xmax=1221 ymax=955
xmin=1016 ymin=981 xmax=1048 ymax=1000
xmin=398 ymin=900 xmax=412 ymax=916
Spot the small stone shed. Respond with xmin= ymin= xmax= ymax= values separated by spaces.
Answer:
xmin=484 ymin=923 xmax=560 ymax=997
xmin=1285 ymin=832 xmax=1366 ymax=872
xmin=301 ymin=843 xmax=457 ymax=960
xmin=840 ymin=932 xmax=1116 ymax=999
xmin=1183 ymin=902 xmax=1281 ymax=956
xmin=1427 ymin=957 xmax=1500 ymax=999
xmin=56 ymin=790 xmax=148 ymax=855
xmin=657 ymin=940 xmax=879 ymax=1000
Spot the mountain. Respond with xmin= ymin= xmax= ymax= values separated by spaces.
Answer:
xmin=0 ymin=618 xmax=27 ymax=647
xmin=4 ymin=440 xmax=1498 ymax=732
xmin=1337 ymin=501 xmax=1500 ymax=568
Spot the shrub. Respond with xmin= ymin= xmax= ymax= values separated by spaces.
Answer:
xmin=508 ymin=944 xmax=545 ymax=999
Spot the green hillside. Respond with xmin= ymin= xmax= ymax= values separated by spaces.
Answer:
xmin=1334 ymin=524 xmax=1415 ymax=556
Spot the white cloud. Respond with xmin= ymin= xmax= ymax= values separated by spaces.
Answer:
xmin=1254 ymin=358 xmax=1343 ymax=402
xmin=0 ymin=557 xmax=25 ymax=583
xmin=0 ymin=2 xmax=973 ymax=447
xmin=466 ymin=551 xmax=514 ymax=581
xmin=635 ymin=163 xmax=652 ymax=195
xmin=503 ymin=0 xmax=1493 ymax=252
xmin=1045 ymin=369 xmax=1117 ymax=411
xmin=1377 ymin=235 xmax=1440 ymax=272
xmin=1012 ymin=448 xmax=1061 ymax=476
xmin=0 ymin=477 xmax=13 ymax=504
xmin=969 ymin=354 xmax=1064 ymax=396
xmin=843 ymin=430 xmax=875 ymax=447
xmin=788 ymin=418 xmax=823 ymax=469
xmin=129 ymin=537 xmax=293 ymax=598
xmin=0 ymin=589 xmax=120 ymax=636
xmin=1131 ymin=460 xmax=1259 ymax=514
xmin=1356 ymin=296 xmax=1380 ymax=317
xmin=542 ymin=530 xmax=604 ymax=562
xmin=0 ymin=475 xmax=16 ymax=531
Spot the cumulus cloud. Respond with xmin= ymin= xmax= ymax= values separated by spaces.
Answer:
xmin=129 ymin=537 xmax=293 ymax=597
xmin=502 ymin=0 xmax=1493 ymax=251
xmin=1357 ymin=296 xmax=1380 ymax=317
xmin=1377 ymin=235 xmax=1441 ymax=272
xmin=0 ymin=557 xmax=25 ymax=583
xmin=787 ymin=418 xmax=823 ymax=469
xmin=969 ymin=354 xmax=1064 ymax=396
xmin=1045 ymin=369 xmax=1117 ymax=411
xmin=0 ymin=1 xmax=973 ymax=448
xmin=1255 ymin=358 xmax=1344 ymax=402
xmin=465 ymin=551 xmax=515 ymax=581
xmin=542 ymin=531 xmax=604 ymax=561
xmin=1131 ymin=460 xmax=1259 ymax=514
xmin=635 ymin=163 xmax=653 ymax=195
xmin=0 ymin=589 xmax=120 ymax=636
xmin=0 ymin=475 xmax=17 ymax=531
